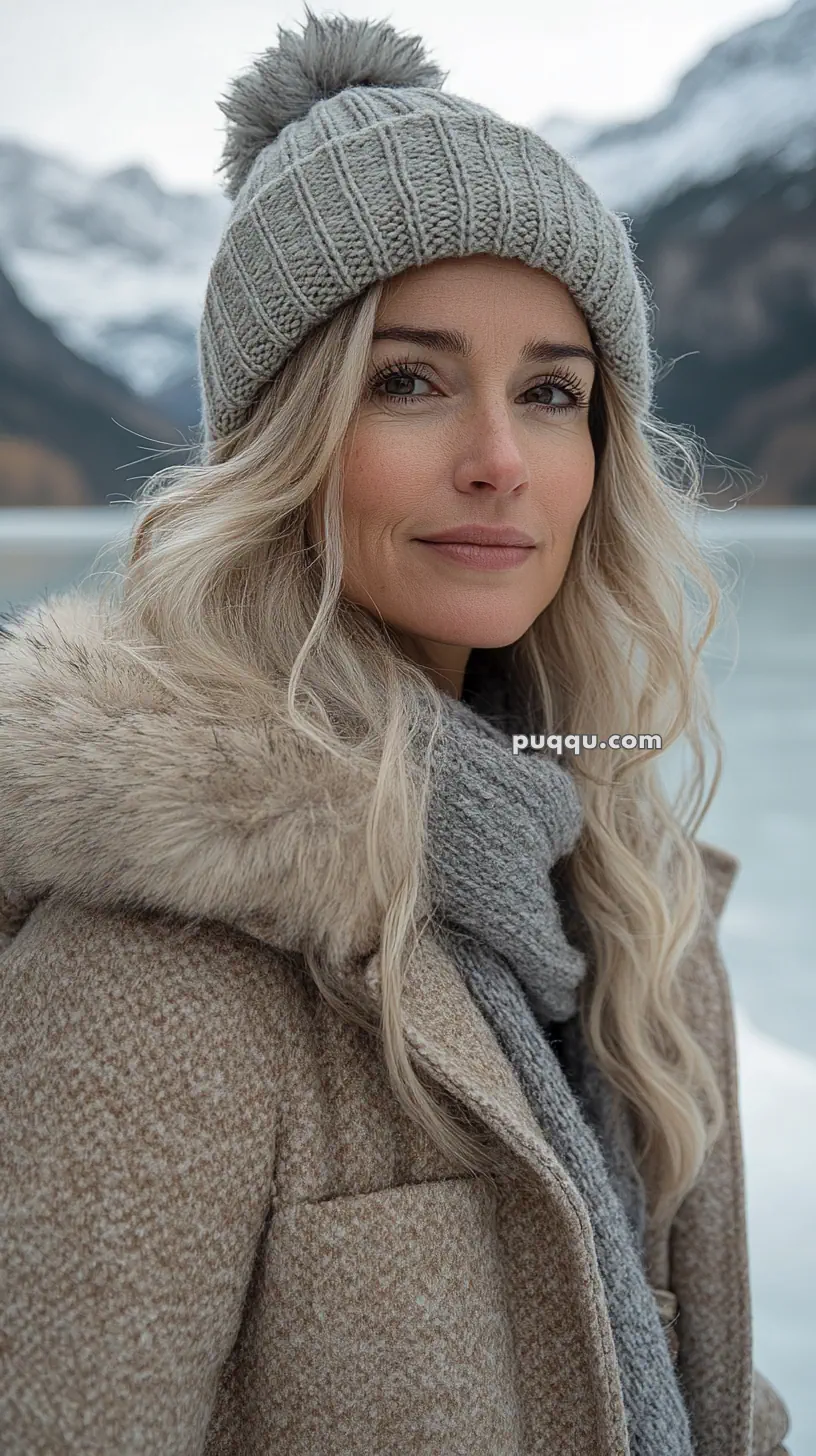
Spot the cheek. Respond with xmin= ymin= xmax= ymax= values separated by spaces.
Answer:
xmin=535 ymin=430 xmax=596 ymax=537
xmin=341 ymin=422 xmax=429 ymax=537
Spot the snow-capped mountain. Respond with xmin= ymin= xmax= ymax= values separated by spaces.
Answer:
xmin=0 ymin=141 xmax=229 ymax=402
xmin=534 ymin=0 xmax=816 ymax=217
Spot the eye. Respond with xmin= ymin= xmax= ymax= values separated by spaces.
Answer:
xmin=381 ymin=369 xmax=434 ymax=398
xmin=518 ymin=369 xmax=588 ymax=416
xmin=367 ymin=357 xmax=437 ymax=405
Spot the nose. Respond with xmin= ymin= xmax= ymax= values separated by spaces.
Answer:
xmin=451 ymin=403 xmax=529 ymax=495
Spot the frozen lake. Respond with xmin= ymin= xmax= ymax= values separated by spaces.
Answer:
xmin=2 ymin=506 xmax=815 ymax=1451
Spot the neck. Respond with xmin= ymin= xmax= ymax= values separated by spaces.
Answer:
xmin=391 ymin=631 xmax=471 ymax=700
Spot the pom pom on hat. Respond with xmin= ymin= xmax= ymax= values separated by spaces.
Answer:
xmin=215 ymin=4 xmax=449 ymax=201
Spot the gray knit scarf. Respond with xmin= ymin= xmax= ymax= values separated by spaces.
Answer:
xmin=420 ymin=684 xmax=695 ymax=1456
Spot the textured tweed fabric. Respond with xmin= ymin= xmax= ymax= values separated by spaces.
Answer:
xmin=198 ymin=10 xmax=657 ymax=442
xmin=422 ymin=690 xmax=695 ymax=1455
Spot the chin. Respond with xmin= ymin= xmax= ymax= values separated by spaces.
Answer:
xmin=404 ymin=612 xmax=538 ymax=650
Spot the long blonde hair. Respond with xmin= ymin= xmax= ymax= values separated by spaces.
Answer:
xmin=97 ymin=274 xmax=736 ymax=1232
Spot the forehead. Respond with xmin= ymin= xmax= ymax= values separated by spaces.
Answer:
xmin=377 ymin=255 xmax=593 ymax=346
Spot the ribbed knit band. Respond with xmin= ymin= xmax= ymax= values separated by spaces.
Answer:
xmin=199 ymin=76 xmax=657 ymax=443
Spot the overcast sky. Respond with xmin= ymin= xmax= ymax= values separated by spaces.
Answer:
xmin=3 ymin=0 xmax=793 ymax=191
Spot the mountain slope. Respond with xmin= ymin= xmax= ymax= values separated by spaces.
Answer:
xmin=0 ymin=260 xmax=190 ymax=506
xmin=632 ymin=160 xmax=816 ymax=505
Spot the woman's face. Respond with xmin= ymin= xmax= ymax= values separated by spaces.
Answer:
xmin=339 ymin=253 xmax=598 ymax=695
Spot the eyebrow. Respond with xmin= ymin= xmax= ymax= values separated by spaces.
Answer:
xmin=371 ymin=325 xmax=599 ymax=369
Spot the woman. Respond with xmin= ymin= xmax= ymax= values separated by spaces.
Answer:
xmin=0 ymin=8 xmax=794 ymax=1455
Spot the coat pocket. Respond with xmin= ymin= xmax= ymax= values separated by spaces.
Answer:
xmin=253 ymin=1175 xmax=523 ymax=1456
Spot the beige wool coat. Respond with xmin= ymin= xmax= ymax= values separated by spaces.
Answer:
xmin=0 ymin=590 xmax=793 ymax=1456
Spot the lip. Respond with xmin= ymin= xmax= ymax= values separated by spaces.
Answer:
xmin=416 ymin=540 xmax=535 ymax=570
xmin=416 ymin=525 xmax=536 ymax=547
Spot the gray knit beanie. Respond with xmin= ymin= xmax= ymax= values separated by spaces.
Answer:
xmin=198 ymin=5 xmax=657 ymax=445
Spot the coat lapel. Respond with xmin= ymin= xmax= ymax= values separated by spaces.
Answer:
xmin=364 ymin=929 xmax=632 ymax=1454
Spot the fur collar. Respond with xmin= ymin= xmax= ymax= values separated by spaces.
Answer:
xmin=0 ymin=588 xmax=741 ymax=964
xmin=0 ymin=589 xmax=392 ymax=967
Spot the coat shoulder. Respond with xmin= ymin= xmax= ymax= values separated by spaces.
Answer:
xmin=2 ymin=891 xmax=305 ymax=1107
xmin=673 ymin=835 xmax=741 ymax=1050
xmin=694 ymin=837 xmax=741 ymax=923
